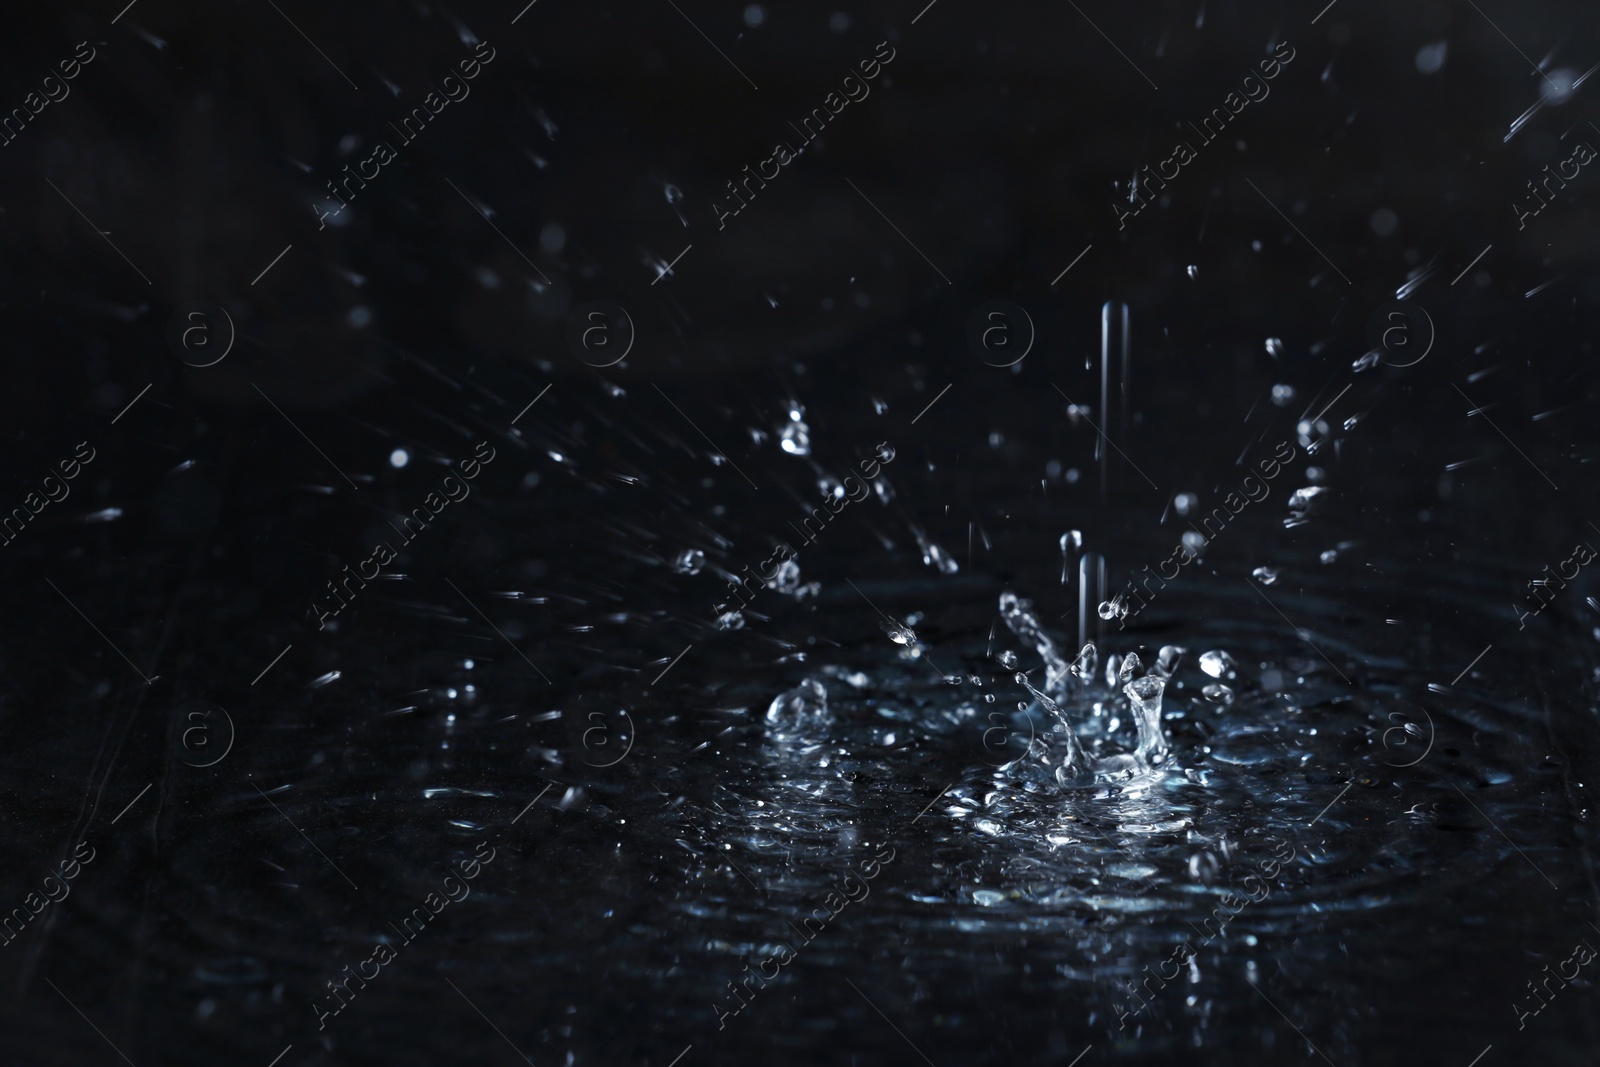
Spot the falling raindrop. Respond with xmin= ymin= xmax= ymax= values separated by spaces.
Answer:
xmin=1060 ymin=529 xmax=1082 ymax=584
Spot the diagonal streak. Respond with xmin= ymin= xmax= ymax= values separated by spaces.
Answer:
xmin=662 ymin=0 xmax=759 ymax=89
xmin=652 ymin=384 xmax=759 ymax=489
xmin=45 ymin=578 xmax=153 ymax=683
xmin=1243 ymin=178 xmax=1351 ymax=284
xmin=1452 ymin=383 xmax=1559 ymax=490
xmin=844 ymin=978 xmax=938 ymax=1067
xmin=444 ymin=978 xmax=536 ymax=1064
xmin=1064 ymin=1 xmax=1159 ymax=90
xmin=251 ymin=384 xmax=359 ymax=489
xmin=251 ymin=782 xmax=360 ymax=890
xmin=44 ymin=178 xmax=152 ymax=285
xmin=1461 ymin=0 xmax=1561 ymax=92
xmin=45 ymin=980 xmax=137 ymax=1067
xmin=1050 ymin=384 xmax=1159 ymax=489
xmin=445 ymin=577 xmax=552 ymax=684
xmin=844 ymin=178 xmax=951 ymax=284
xmin=1244 ymin=578 xmax=1351 ymax=684
xmin=262 ymin=0 xmax=359 ymax=89
xmin=1247 ymin=980 xmax=1337 ymax=1067
xmin=1452 ymin=784 xmax=1558 ymax=890
xmin=443 ymin=178 xmax=553 ymax=285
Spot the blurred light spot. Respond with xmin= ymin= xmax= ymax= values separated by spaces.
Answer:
xmin=390 ymin=449 xmax=410 ymax=468
xmin=1541 ymin=67 xmax=1578 ymax=104
xmin=1370 ymin=208 xmax=1398 ymax=235
xmin=1415 ymin=40 xmax=1447 ymax=75
xmin=743 ymin=4 xmax=765 ymax=27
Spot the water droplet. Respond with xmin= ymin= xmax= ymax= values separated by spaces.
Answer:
xmin=999 ymin=650 xmax=1019 ymax=669
xmin=1189 ymin=852 xmax=1220 ymax=882
xmin=1199 ymin=650 xmax=1235 ymax=678
xmin=1186 ymin=265 xmax=1198 ymax=279
xmin=884 ymin=620 xmax=916 ymax=646
xmin=766 ymin=678 xmax=829 ymax=740
xmin=1288 ymin=486 xmax=1328 ymax=517
xmin=779 ymin=414 xmax=811 ymax=455
xmin=875 ymin=441 xmax=896 ymax=463
xmin=1152 ymin=645 xmax=1185 ymax=678
xmin=1320 ymin=549 xmax=1339 ymax=564
xmin=389 ymin=448 xmax=409 ymax=468
xmin=1252 ymin=566 xmax=1279 ymax=585
xmin=913 ymin=526 xmax=959 ymax=574
xmin=716 ymin=610 xmax=745 ymax=630
xmin=1201 ymin=683 xmax=1235 ymax=704
xmin=972 ymin=889 xmax=1005 ymax=906
xmin=1415 ymin=40 xmax=1447 ymax=75
xmin=1270 ymin=384 xmax=1296 ymax=406
xmin=1265 ymin=337 xmax=1284 ymax=359
xmin=1353 ymin=349 xmax=1383 ymax=372
xmin=765 ymin=557 xmax=802 ymax=593
xmin=673 ymin=549 xmax=705 ymax=575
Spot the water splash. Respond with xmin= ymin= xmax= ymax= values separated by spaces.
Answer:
xmin=766 ymin=678 xmax=830 ymax=742
xmin=779 ymin=403 xmax=811 ymax=455
xmin=999 ymin=591 xmax=1174 ymax=787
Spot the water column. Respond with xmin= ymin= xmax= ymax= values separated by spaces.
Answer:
xmin=1100 ymin=300 xmax=1131 ymax=503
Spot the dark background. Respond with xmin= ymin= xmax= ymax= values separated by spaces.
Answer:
xmin=2 ymin=0 xmax=1599 ymax=1064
